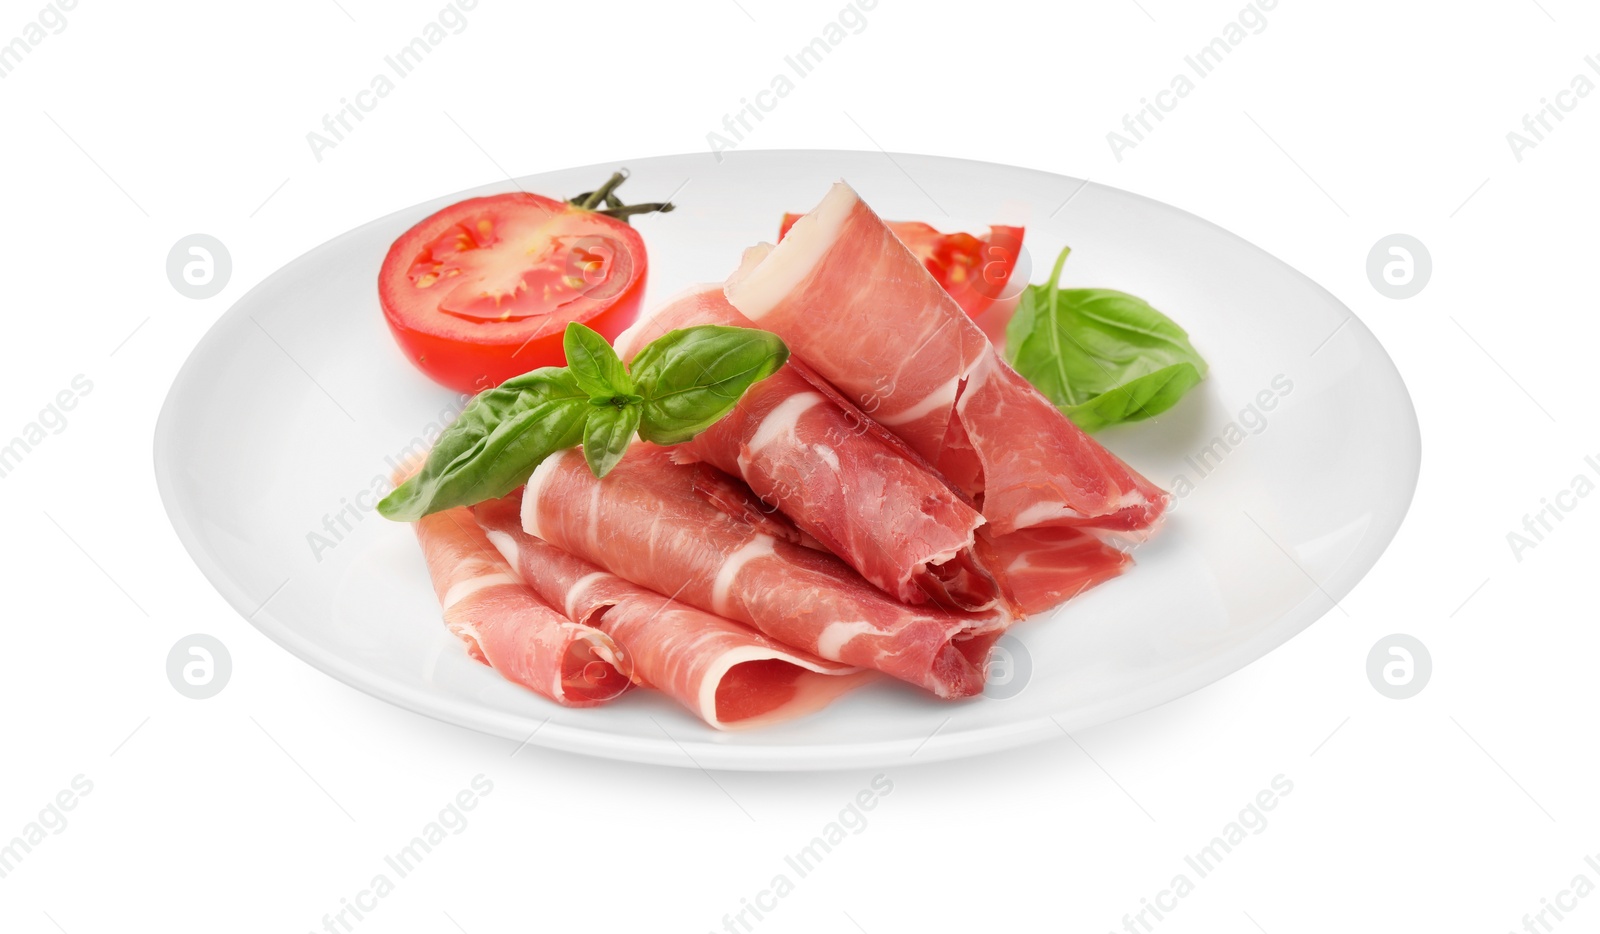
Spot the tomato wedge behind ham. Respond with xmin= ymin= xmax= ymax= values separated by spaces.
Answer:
xmin=738 ymin=183 xmax=1166 ymax=539
xmin=778 ymin=213 xmax=1024 ymax=318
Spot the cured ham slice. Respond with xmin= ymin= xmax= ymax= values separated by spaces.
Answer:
xmin=976 ymin=527 xmax=1131 ymax=617
xmin=723 ymin=183 xmax=1168 ymax=539
xmin=410 ymin=507 xmax=632 ymax=706
xmin=521 ymin=445 xmax=1009 ymax=698
xmin=616 ymin=285 xmax=1002 ymax=611
xmin=473 ymin=495 xmax=871 ymax=730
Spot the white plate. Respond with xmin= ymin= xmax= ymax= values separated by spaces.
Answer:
xmin=154 ymin=150 xmax=1419 ymax=771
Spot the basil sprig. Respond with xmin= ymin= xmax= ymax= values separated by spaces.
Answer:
xmin=629 ymin=325 xmax=796 ymax=445
xmin=1005 ymin=246 xmax=1207 ymax=432
xmin=379 ymin=322 xmax=787 ymax=521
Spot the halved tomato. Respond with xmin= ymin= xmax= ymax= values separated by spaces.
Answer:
xmin=779 ymin=214 xmax=1025 ymax=318
xmin=381 ymin=191 xmax=649 ymax=393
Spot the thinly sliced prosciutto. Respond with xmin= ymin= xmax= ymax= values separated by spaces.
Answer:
xmin=521 ymin=445 xmax=1009 ymax=698
xmin=723 ymin=182 xmax=1168 ymax=539
xmin=615 ymin=285 xmax=1002 ymax=611
xmin=473 ymin=494 xmax=871 ymax=730
xmin=976 ymin=527 xmax=1131 ymax=617
xmin=410 ymin=506 xmax=632 ymax=706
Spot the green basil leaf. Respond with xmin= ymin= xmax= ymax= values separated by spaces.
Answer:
xmin=1005 ymin=247 xmax=1207 ymax=430
xmin=582 ymin=403 xmax=641 ymax=478
xmin=630 ymin=325 xmax=789 ymax=445
xmin=379 ymin=324 xmax=788 ymax=520
xmin=377 ymin=367 xmax=590 ymax=521
xmin=564 ymin=321 xmax=633 ymax=400
xmin=1063 ymin=363 xmax=1205 ymax=433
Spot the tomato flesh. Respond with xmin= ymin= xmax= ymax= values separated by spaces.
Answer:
xmin=381 ymin=192 xmax=647 ymax=394
xmin=779 ymin=213 xmax=1024 ymax=318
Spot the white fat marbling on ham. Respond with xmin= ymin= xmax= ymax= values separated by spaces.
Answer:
xmin=626 ymin=286 xmax=1004 ymax=613
xmin=979 ymin=526 xmax=1131 ymax=616
xmin=520 ymin=448 xmax=574 ymax=539
xmin=484 ymin=529 xmax=519 ymax=568
xmin=873 ymin=374 xmax=961 ymax=427
xmin=408 ymin=505 xmax=631 ymax=707
xmin=514 ymin=445 xmax=1008 ymax=698
xmin=723 ymin=182 xmax=1168 ymax=538
xmin=473 ymin=494 xmax=868 ymax=730
xmin=712 ymin=535 xmax=776 ymax=618
xmin=746 ymin=392 xmax=824 ymax=455
xmin=724 ymin=183 xmax=854 ymax=320
xmin=815 ymin=620 xmax=879 ymax=659
xmin=440 ymin=571 xmax=520 ymax=610
xmin=1010 ymin=500 xmax=1086 ymax=528
xmin=561 ymin=571 xmax=610 ymax=620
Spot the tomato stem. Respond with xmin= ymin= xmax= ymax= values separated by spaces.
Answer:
xmin=576 ymin=171 xmax=629 ymax=210
xmin=569 ymin=169 xmax=676 ymax=224
xmin=596 ymin=202 xmax=676 ymax=221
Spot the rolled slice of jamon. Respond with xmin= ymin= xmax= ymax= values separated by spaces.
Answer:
xmin=723 ymin=182 xmax=1168 ymax=539
xmin=976 ymin=527 xmax=1132 ymax=617
xmin=521 ymin=445 xmax=1010 ymax=699
xmin=616 ymin=285 xmax=1002 ymax=611
xmin=410 ymin=506 xmax=632 ymax=706
xmin=474 ymin=494 xmax=872 ymax=730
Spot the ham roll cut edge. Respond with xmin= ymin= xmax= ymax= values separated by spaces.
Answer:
xmin=520 ymin=445 xmax=1010 ymax=699
xmin=975 ymin=526 xmax=1132 ymax=617
xmin=473 ymin=494 xmax=871 ymax=731
xmin=723 ymin=181 xmax=1170 ymax=542
xmin=410 ymin=506 xmax=632 ymax=707
xmin=616 ymin=284 xmax=1004 ymax=612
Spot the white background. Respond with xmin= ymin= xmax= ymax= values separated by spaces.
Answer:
xmin=2 ymin=1 xmax=1596 ymax=932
